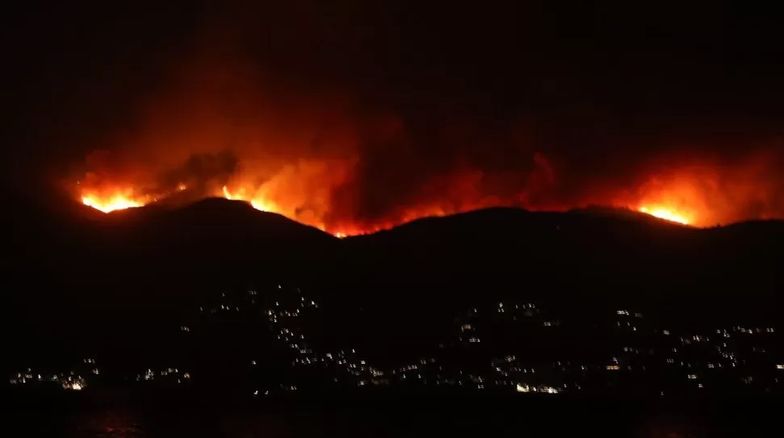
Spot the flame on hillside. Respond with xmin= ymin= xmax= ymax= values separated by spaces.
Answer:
xmin=76 ymin=153 xmax=784 ymax=234
xmin=71 ymin=58 xmax=784 ymax=233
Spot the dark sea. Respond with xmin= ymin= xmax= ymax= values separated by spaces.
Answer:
xmin=4 ymin=389 xmax=782 ymax=437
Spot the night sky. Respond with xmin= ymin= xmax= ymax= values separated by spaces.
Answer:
xmin=4 ymin=1 xmax=784 ymax=229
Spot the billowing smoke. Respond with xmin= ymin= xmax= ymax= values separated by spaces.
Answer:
xmin=52 ymin=1 xmax=784 ymax=231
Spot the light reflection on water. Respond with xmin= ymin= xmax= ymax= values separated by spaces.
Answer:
xmin=72 ymin=409 xmax=145 ymax=438
xmin=58 ymin=409 xmax=706 ymax=438
xmin=7 ymin=399 xmax=769 ymax=438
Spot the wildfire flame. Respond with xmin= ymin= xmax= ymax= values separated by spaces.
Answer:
xmin=81 ymin=192 xmax=146 ymax=213
xmin=637 ymin=206 xmax=691 ymax=225
xmin=76 ymin=155 xmax=781 ymax=233
xmin=79 ymin=182 xmax=456 ymax=236
xmin=68 ymin=51 xmax=784 ymax=233
xmin=221 ymin=185 xmax=279 ymax=215
xmin=79 ymin=183 xmax=187 ymax=214
xmin=79 ymin=185 xmax=696 ymax=233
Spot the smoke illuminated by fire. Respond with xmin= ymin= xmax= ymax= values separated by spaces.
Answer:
xmin=70 ymin=55 xmax=784 ymax=233
xmin=78 ymin=181 xmax=702 ymax=228
xmin=73 ymin=90 xmax=784 ymax=234
xmin=76 ymin=152 xmax=782 ymax=233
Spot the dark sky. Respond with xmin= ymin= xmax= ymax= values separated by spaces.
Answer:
xmin=3 ymin=1 xmax=784 ymax=226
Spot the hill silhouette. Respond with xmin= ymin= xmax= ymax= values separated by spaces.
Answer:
xmin=3 ymin=196 xmax=783 ymax=372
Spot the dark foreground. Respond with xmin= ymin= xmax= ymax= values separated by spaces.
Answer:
xmin=5 ymin=390 xmax=783 ymax=437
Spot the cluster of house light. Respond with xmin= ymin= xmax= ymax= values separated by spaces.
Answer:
xmin=9 ymin=358 xmax=98 ymax=391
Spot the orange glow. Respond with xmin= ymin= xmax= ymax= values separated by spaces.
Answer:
xmin=637 ymin=205 xmax=691 ymax=225
xmin=69 ymin=56 xmax=784 ymax=234
xmin=77 ymin=158 xmax=773 ymax=233
xmin=617 ymin=167 xmax=714 ymax=227
xmin=80 ymin=180 xmax=470 ymax=235
xmin=75 ymin=166 xmax=748 ymax=234
xmin=81 ymin=192 xmax=146 ymax=213
xmin=221 ymin=185 xmax=280 ymax=215
xmin=76 ymin=169 xmax=769 ymax=233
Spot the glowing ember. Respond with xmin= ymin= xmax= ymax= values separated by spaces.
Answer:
xmin=81 ymin=193 xmax=145 ymax=213
xmin=638 ymin=206 xmax=691 ymax=225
